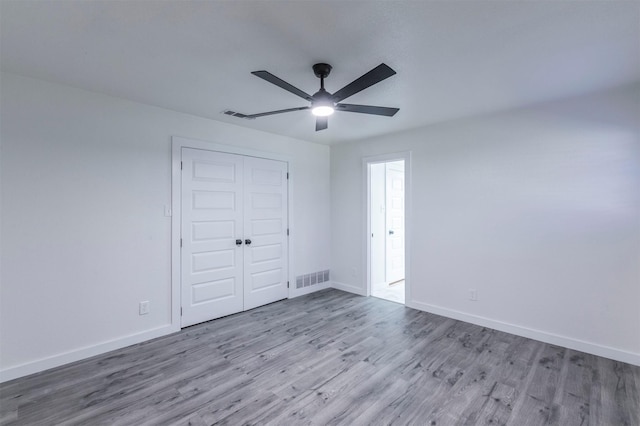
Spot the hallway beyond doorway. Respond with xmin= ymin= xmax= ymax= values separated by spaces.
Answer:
xmin=371 ymin=279 xmax=405 ymax=304
xmin=369 ymin=159 xmax=405 ymax=304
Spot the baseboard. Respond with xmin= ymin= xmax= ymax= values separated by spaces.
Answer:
xmin=289 ymin=281 xmax=330 ymax=298
xmin=331 ymin=281 xmax=367 ymax=296
xmin=0 ymin=324 xmax=178 ymax=383
xmin=407 ymin=299 xmax=640 ymax=366
xmin=6 ymin=298 xmax=634 ymax=384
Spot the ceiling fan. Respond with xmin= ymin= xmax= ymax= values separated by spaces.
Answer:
xmin=224 ymin=63 xmax=399 ymax=131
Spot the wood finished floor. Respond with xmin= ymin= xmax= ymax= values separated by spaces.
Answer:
xmin=1 ymin=289 xmax=639 ymax=426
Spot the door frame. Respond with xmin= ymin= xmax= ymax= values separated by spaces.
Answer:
xmin=171 ymin=136 xmax=293 ymax=329
xmin=363 ymin=151 xmax=412 ymax=303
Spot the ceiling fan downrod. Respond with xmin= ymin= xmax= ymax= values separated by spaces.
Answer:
xmin=312 ymin=63 xmax=333 ymax=92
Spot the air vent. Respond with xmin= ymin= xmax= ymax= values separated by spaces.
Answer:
xmin=296 ymin=270 xmax=330 ymax=289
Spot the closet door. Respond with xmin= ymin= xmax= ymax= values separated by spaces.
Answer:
xmin=181 ymin=148 xmax=244 ymax=327
xmin=243 ymin=156 xmax=289 ymax=310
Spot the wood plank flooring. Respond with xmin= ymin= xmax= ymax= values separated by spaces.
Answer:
xmin=1 ymin=289 xmax=639 ymax=425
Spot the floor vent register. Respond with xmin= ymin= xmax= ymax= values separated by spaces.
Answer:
xmin=296 ymin=270 xmax=330 ymax=289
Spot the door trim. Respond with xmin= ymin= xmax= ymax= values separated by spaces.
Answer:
xmin=171 ymin=136 xmax=293 ymax=329
xmin=363 ymin=152 xmax=412 ymax=304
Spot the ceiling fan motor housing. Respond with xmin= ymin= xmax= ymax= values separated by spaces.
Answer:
xmin=312 ymin=88 xmax=334 ymax=104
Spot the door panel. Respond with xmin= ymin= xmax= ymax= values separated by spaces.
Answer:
xmin=181 ymin=148 xmax=244 ymax=327
xmin=243 ymin=156 xmax=288 ymax=310
xmin=386 ymin=162 xmax=405 ymax=283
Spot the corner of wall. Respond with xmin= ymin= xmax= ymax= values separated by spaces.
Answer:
xmin=331 ymin=281 xmax=367 ymax=296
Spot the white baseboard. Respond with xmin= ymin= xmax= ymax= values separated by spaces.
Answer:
xmin=6 ymin=296 xmax=635 ymax=384
xmin=0 ymin=324 xmax=178 ymax=383
xmin=289 ymin=281 xmax=330 ymax=298
xmin=331 ymin=281 xmax=367 ymax=296
xmin=407 ymin=299 xmax=640 ymax=367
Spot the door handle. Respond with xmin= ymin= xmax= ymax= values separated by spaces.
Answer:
xmin=245 ymin=239 xmax=252 ymax=245
xmin=236 ymin=239 xmax=243 ymax=246
xmin=388 ymin=230 xmax=394 ymax=235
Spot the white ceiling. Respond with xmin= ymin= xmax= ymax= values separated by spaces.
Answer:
xmin=1 ymin=1 xmax=638 ymax=145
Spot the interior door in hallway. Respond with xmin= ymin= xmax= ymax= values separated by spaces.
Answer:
xmin=385 ymin=161 xmax=405 ymax=284
xmin=181 ymin=148 xmax=244 ymax=327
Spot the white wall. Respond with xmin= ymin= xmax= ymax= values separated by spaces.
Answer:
xmin=331 ymin=84 xmax=640 ymax=365
xmin=0 ymin=73 xmax=331 ymax=380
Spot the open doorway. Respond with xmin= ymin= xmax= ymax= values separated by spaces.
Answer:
xmin=369 ymin=160 xmax=405 ymax=304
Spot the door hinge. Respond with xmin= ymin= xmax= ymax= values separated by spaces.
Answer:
xmin=286 ymin=172 xmax=289 ymax=179
xmin=180 ymin=238 xmax=183 ymax=247
xmin=180 ymin=307 xmax=183 ymax=316
xmin=287 ymin=229 xmax=289 ymax=236
xmin=181 ymin=161 xmax=183 ymax=170
xmin=287 ymin=281 xmax=290 ymax=288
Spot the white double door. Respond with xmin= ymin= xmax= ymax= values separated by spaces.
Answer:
xmin=181 ymin=148 xmax=288 ymax=327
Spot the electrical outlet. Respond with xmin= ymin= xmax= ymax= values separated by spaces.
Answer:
xmin=139 ymin=301 xmax=150 ymax=315
xmin=469 ymin=289 xmax=478 ymax=301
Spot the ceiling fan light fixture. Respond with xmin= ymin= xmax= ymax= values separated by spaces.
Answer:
xmin=311 ymin=104 xmax=334 ymax=116
xmin=311 ymin=88 xmax=335 ymax=116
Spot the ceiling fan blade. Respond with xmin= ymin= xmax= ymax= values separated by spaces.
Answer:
xmin=316 ymin=116 xmax=328 ymax=131
xmin=224 ymin=106 xmax=310 ymax=119
xmin=336 ymin=103 xmax=399 ymax=117
xmin=251 ymin=71 xmax=313 ymax=101
xmin=331 ymin=63 xmax=396 ymax=103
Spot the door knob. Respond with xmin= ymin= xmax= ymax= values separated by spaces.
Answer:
xmin=389 ymin=230 xmax=394 ymax=235
xmin=236 ymin=239 xmax=243 ymax=246
xmin=245 ymin=239 xmax=252 ymax=245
